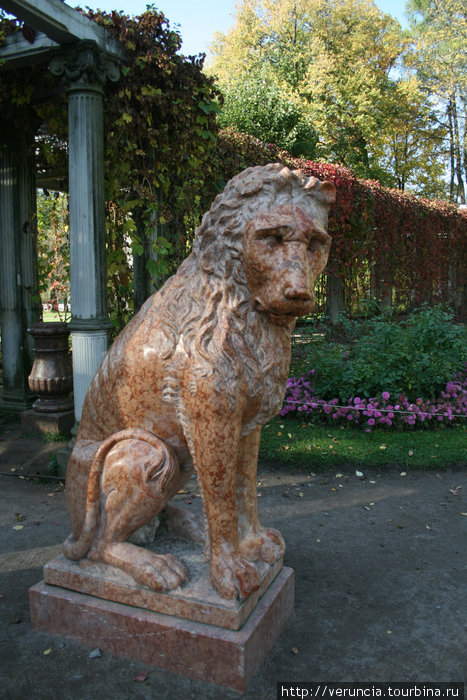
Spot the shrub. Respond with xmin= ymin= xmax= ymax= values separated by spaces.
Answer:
xmin=297 ymin=306 xmax=466 ymax=402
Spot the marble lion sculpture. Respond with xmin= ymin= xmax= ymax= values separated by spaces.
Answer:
xmin=63 ymin=163 xmax=336 ymax=600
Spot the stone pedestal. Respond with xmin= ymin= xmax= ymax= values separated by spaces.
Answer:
xmin=30 ymin=567 xmax=294 ymax=693
xmin=21 ymin=409 xmax=75 ymax=437
xmin=29 ymin=532 xmax=293 ymax=691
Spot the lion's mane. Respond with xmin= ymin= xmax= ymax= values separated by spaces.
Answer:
xmin=150 ymin=163 xmax=331 ymax=429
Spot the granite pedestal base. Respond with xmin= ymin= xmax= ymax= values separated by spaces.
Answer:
xmin=30 ymin=566 xmax=294 ymax=693
xmin=21 ymin=409 xmax=75 ymax=437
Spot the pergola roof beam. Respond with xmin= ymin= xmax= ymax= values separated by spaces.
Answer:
xmin=0 ymin=30 xmax=59 ymax=67
xmin=0 ymin=0 xmax=124 ymax=58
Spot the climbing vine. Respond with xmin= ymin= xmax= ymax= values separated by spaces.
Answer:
xmin=0 ymin=6 xmax=221 ymax=331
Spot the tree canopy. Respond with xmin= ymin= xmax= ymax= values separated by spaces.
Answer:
xmin=208 ymin=0 xmax=466 ymax=201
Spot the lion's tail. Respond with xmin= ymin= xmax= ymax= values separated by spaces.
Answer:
xmin=63 ymin=428 xmax=173 ymax=561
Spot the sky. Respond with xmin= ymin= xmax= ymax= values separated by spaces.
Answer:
xmin=76 ymin=0 xmax=410 ymax=58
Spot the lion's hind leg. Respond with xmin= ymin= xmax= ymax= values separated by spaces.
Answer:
xmin=70 ymin=430 xmax=188 ymax=592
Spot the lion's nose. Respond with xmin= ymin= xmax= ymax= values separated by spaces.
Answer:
xmin=284 ymin=287 xmax=312 ymax=301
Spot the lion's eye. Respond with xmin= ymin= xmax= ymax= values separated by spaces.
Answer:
xmin=308 ymin=239 xmax=323 ymax=254
xmin=260 ymin=232 xmax=282 ymax=248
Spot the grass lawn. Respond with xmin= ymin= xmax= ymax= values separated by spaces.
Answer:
xmin=259 ymin=415 xmax=466 ymax=471
xmin=42 ymin=311 xmax=70 ymax=323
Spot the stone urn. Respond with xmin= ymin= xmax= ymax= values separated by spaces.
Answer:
xmin=28 ymin=322 xmax=73 ymax=413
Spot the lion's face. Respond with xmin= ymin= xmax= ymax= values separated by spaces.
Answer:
xmin=242 ymin=203 xmax=331 ymax=325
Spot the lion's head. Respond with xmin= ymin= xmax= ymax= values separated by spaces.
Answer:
xmin=159 ymin=164 xmax=335 ymax=416
xmin=189 ymin=163 xmax=335 ymax=326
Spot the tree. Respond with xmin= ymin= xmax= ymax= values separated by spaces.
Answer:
xmin=371 ymin=76 xmax=448 ymax=197
xmin=405 ymin=0 xmax=467 ymax=202
xmin=209 ymin=0 xmax=409 ymax=178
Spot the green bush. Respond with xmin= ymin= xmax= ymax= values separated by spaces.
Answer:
xmin=305 ymin=306 xmax=467 ymax=402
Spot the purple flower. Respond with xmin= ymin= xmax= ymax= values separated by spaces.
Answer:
xmin=382 ymin=391 xmax=390 ymax=401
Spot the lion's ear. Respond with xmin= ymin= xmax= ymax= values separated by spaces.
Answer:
xmin=319 ymin=181 xmax=336 ymax=205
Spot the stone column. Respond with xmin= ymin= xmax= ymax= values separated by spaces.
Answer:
xmin=0 ymin=133 xmax=41 ymax=411
xmin=50 ymin=41 xmax=119 ymax=421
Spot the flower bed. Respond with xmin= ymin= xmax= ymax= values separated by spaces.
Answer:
xmin=281 ymin=365 xmax=467 ymax=431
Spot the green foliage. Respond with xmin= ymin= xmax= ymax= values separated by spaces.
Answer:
xmin=302 ymin=306 xmax=467 ymax=401
xmin=0 ymin=7 xmax=222 ymax=333
xmin=209 ymin=0 xmax=411 ymax=181
xmin=36 ymin=192 xmax=70 ymax=320
xmin=218 ymin=71 xmax=318 ymax=158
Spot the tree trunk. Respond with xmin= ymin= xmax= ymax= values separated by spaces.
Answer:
xmin=447 ymin=100 xmax=456 ymax=202
xmin=325 ymin=268 xmax=345 ymax=322
xmin=452 ymin=96 xmax=466 ymax=203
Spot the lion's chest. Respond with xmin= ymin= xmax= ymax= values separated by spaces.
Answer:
xmin=240 ymin=333 xmax=291 ymax=434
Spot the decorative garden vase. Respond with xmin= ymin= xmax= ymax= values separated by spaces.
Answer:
xmin=28 ymin=322 xmax=73 ymax=413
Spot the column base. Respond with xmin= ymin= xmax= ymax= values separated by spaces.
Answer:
xmin=0 ymin=394 xmax=34 ymax=413
xmin=30 ymin=566 xmax=294 ymax=693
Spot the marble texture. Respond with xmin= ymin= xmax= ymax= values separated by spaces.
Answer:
xmin=63 ymin=164 xmax=335 ymax=600
xmin=44 ymin=539 xmax=283 ymax=630
xmin=30 ymin=567 xmax=294 ymax=693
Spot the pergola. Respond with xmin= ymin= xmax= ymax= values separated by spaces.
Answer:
xmin=0 ymin=0 xmax=125 ymax=421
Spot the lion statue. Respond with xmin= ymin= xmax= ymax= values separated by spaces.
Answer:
xmin=63 ymin=163 xmax=336 ymax=600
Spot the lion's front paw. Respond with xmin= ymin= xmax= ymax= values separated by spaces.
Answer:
xmin=134 ymin=552 xmax=188 ymax=591
xmin=211 ymin=549 xmax=261 ymax=600
xmin=239 ymin=527 xmax=285 ymax=564
xmin=89 ymin=543 xmax=188 ymax=592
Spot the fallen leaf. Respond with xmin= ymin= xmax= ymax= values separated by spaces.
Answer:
xmin=370 ymin=480 xmax=376 ymax=484
xmin=284 ymin=445 xmax=289 ymax=450
xmin=449 ymin=486 xmax=462 ymax=496
xmin=43 ymin=648 xmax=52 ymax=656
xmin=277 ymin=431 xmax=282 ymax=437
xmin=400 ymin=472 xmax=407 ymax=477
xmin=257 ymin=493 xmax=262 ymax=498
xmin=291 ymin=647 xmax=299 ymax=655
xmin=379 ymin=445 xmax=387 ymax=450
xmin=299 ymin=492 xmax=304 ymax=497
xmin=287 ymin=433 xmax=292 ymax=439
xmin=426 ymin=525 xmax=431 ymax=530
xmin=177 ymin=489 xmax=189 ymax=495
xmin=89 ymin=648 xmax=101 ymax=658
xmin=133 ymin=671 xmax=148 ymax=682
xmin=336 ymin=473 xmax=343 ymax=478
xmin=355 ymin=470 xmax=363 ymax=478
xmin=408 ymin=450 xmax=414 ymax=456
xmin=460 ymin=513 xmax=467 ymax=517
xmin=316 ymin=538 xmax=321 ymax=543
xmin=387 ymin=630 xmax=392 ymax=635
xmin=331 ymin=487 xmax=337 ymax=492
xmin=13 ymin=525 xmax=24 ymax=531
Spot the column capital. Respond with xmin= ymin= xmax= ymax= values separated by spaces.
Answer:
xmin=49 ymin=40 xmax=120 ymax=92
